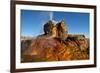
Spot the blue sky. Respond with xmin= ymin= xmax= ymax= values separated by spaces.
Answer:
xmin=21 ymin=10 xmax=90 ymax=38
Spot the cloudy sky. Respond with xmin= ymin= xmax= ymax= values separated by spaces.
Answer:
xmin=21 ymin=10 xmax=89 ymax=38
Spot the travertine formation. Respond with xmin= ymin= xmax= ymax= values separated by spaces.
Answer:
xmin=43 ymin=20 xmax=67 ymax=39
xmin=21 ymin=20 xmax=89 ymax=62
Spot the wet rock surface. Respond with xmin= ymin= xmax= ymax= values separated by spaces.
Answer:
xmin=21 ymin=37 xmax=89 ymax=62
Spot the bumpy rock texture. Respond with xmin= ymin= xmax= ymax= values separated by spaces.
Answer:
xmin=21 ymin=20 xmax=89 ymax=62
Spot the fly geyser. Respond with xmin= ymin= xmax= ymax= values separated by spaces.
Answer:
xmin=21 ymin=20 xmax=89 ymax=62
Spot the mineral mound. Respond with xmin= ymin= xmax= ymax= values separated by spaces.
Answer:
xmin=21 ymin=20 xmax=89 ymax=62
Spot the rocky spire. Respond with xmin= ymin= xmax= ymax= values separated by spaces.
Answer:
xmin=43 ymin=20 xmax=55 ymax=35
xmin=43 ymin=19 xmax=68 ymax=40
xmin=56 ymin=20 xmax=68 ymax=40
